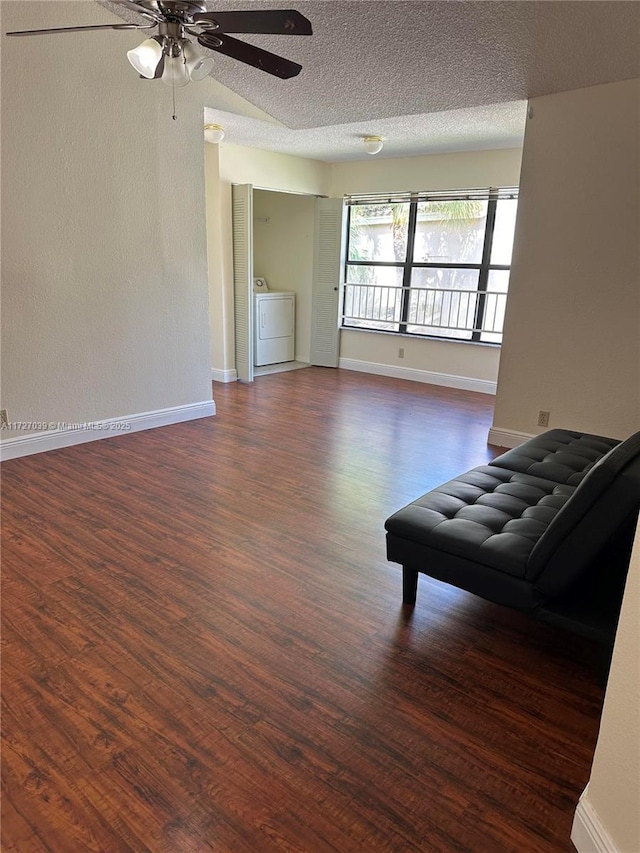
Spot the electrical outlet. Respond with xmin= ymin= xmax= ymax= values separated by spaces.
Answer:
xmin=0 ymin=409 xmax=8 ymax=428
xmin=537 ymin=410 xmax=550 ymax=428
xmin=398 ymin=347 xmax=405 ymax=359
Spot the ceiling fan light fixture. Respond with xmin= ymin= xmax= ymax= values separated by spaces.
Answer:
xmin=127 ymin=37 xmax=163 ymax=78
xmin=363 ymin=135 xmax=384 ymax=155
xmin=182 ymin=41 xmax=214 ymax=81
xmin=204 ymin=123 xmax=225 ymax=144
xmin=162 ymin=51 xmax=190 ymax=88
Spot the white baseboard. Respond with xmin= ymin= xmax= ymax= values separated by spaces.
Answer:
xmin=487 ymin=426 xmax=535 ymax=448
xmin=338 ymin=358 xmax=497 ymax=395
xmin=212 ymin=368 xmax=238 ymax=383
xmin=0 ymin=400 xmax=216 ymax=461
xmin=571 ymin=787 xmax=620 ymax=853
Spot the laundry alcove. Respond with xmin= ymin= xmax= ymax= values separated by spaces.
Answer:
xmin=232 ymin=184 xmax=342 ymax=381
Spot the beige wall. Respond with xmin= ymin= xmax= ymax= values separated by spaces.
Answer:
xmin=220 ymin=143 xmax=331 ymax=197
xmin=205 ymin=142 xmax=234 ymax=375
xmin=332 ymin=148 xmax=523 ymax=387
xmin=253 ymin=191 xmax=315 ymax=363
xmin=1 ymin=0 xmax=215 ymax=435
xmin=578 ymin=522 xmax=640 ymax=852
xmin=329 ymin=147 xmax=523 ymax=197
xmin=493 ymin=79 xmax=640 ymax=440
xmin=339 ymin=332 xmax=501 ymax=391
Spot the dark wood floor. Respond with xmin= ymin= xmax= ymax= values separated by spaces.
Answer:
xmin=1 ymin=368 xmax=604 ymax=852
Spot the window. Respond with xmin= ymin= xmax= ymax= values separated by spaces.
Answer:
xmin=341 ymin=188 xmax=518 ymax=343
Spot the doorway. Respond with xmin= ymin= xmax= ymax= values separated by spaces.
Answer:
xmin=232 ymin=186 xmax=343 ymax=382
xmin=252 ymin=189 xmax=314 ymax=376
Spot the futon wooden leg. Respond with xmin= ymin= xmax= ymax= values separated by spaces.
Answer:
xmin=402 ymin=567 xmax=418 ymax=606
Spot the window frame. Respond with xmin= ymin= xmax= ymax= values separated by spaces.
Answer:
xmin=341 ymin=188 xmax=517 ymax=344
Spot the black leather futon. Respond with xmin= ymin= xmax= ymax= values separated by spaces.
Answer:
xmin=385 ymin=429 xmax=640 ymax=648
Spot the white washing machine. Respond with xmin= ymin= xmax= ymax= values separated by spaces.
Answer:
xmin=254 ymin=292 xmax=295 ymax=366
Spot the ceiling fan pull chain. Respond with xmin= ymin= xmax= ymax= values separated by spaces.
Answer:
xmin=172 ymin=78 xmax=177 ymax=120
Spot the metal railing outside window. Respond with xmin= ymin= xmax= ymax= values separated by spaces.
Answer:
xmin=341 ymin=188 xmax=518 ymax=344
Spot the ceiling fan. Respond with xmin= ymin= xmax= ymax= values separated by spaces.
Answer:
xmin=6 ymin=1 xmax=313 ymax=88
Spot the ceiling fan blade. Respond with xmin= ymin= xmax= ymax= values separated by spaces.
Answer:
xmin=198 ymin=33 xmax=302 ymax=79
xmin=153 ymin=55 xmax=165 ymax=79
xmin=194 ymin=9 xmax=312 ymax=35
xmin=6 ymin=23 xmax=151 ymax=36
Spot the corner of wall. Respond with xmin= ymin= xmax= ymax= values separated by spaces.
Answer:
xmin=571 ymin=786 xmax=621 ymax=853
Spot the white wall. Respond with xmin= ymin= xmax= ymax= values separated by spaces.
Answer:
xmin=331 ymin=148 xmax=523 ymax=391
xmin=1 ymin=0 xmax=214 ymax=440
xmin=493 ymin=80 xmax=640 ymax=441
xmin=572 ymin=522 xmax=640 ymax=853
xmin=253 ymin=191 xmax=315 ymax=363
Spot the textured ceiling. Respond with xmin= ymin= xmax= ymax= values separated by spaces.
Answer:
xmin=103 ymin=1 xmax=640 ymax=160
xmin=203 ymin=100 xmax=528 ymax=161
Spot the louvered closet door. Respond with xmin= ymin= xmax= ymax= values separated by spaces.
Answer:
xmin=232 ymin=183 xmax=254 ymax=382
xmin=310 ymin=197 xmax=345 ymax=367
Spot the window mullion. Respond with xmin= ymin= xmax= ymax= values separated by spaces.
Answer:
xmin=472 ymin=197 xmax=498 ymax=341
xmin=343 ymin=205 xmax=352 ymax=285
xmin=399 ymin=200 xmax=418 ymax=334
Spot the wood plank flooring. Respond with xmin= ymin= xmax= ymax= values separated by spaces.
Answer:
xmin=1 ymin=368 xmax=604 ymax=852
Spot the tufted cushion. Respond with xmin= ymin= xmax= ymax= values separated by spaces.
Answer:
xmin=385 ymin=429 xmax=629 ymax=581
xmin=528 ymin=429 xmax=640 ymax=581
xmin=386 ymin=466 xmax=571 ymax=578
xmin=491 ymin=430 xmax=620 ymax=485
